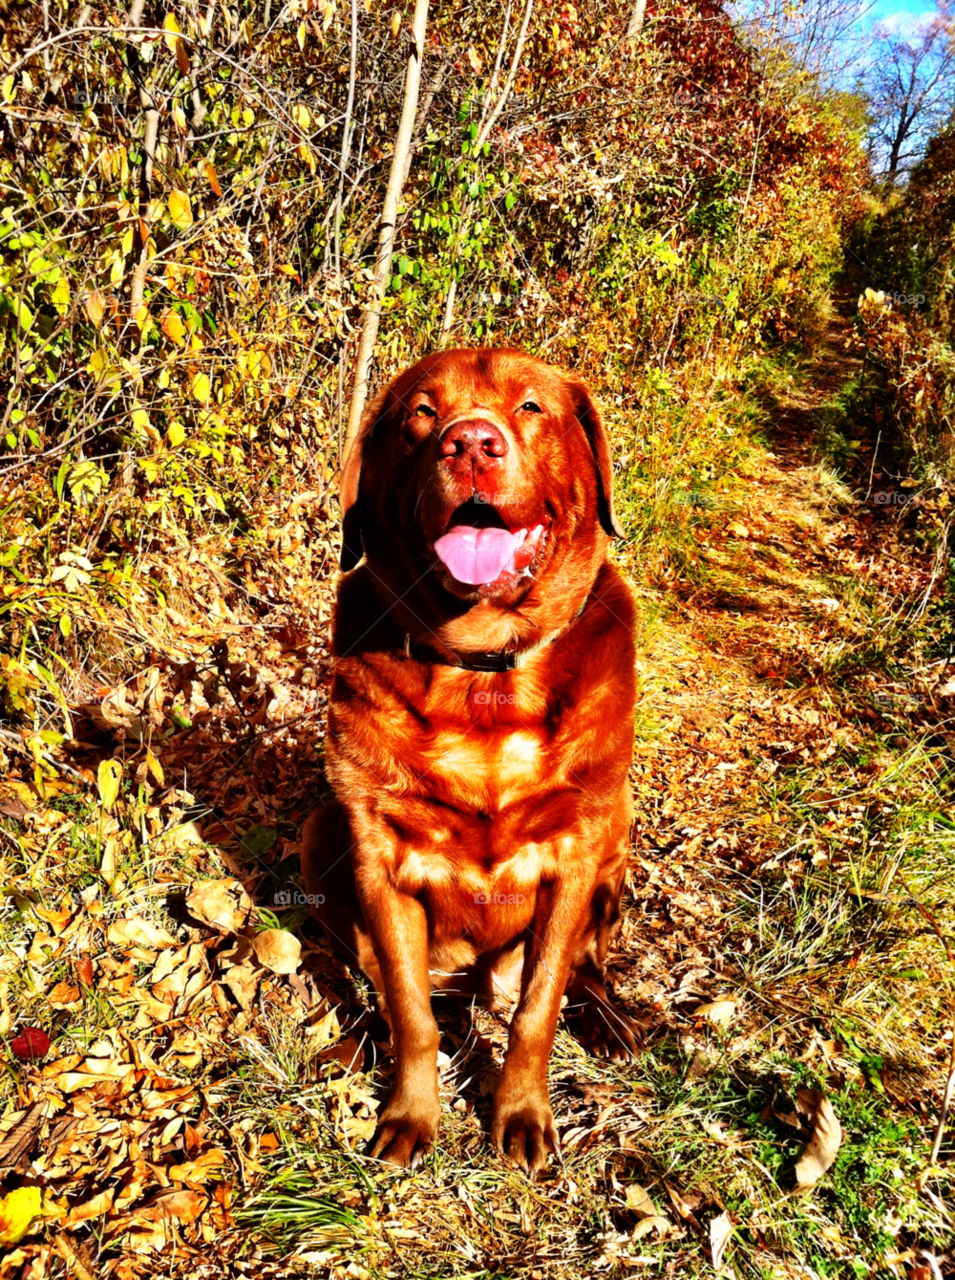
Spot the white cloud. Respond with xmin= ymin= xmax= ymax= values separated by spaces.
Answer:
xmin=874 ymin=9 xmax=938 ymax=38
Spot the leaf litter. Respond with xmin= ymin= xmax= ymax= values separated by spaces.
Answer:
xmin=0 ymin=316 xmax=953 ymax=1275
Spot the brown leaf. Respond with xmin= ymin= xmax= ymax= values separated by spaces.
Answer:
xmin=106 ymin=916 xmax=177 ymax=950
xmin=62 ymin=1189 xmax=114 ymax=1228
xmin=135 ymin=1188 xmax=208 ymax=1224
xmin=665 ymin=1183 xmax=703 ymax=1232
xmin=694 ymin=999 xmax=737 ymax=1026
xmin=793 ymin=1088 xmax=841 ymax=1190
xmin=0 ymin=1103 xmax=45 ymax=1170
xmin=709 ymin=1210 xmax=732 ymax=1268
xmin=625 ymin=1183 xmax=656 ymax=1217
xmin=223 ymin=962 xmax=261 ymax=1010
xmin=252 ymin=928 xmax=301 ymax=974
xmin=186 ymin=879 xmax=252 ymax=934
xmin=631 ymin=1215 xmax=673 ymax=1240
xmin=318 ymin=1036 xmax=365 ymax=1072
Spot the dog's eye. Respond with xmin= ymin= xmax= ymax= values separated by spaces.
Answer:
xmin=520 ymin=400 xmax=542 ymax=413
xmin=414 ymin=403 xmax=437 ymax=419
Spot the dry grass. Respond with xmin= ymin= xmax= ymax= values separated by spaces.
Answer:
xmin=1 ymin=324 xmax=953 ymax=1278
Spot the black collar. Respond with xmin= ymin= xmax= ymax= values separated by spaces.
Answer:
xmin=404 ymin=637 xmax=521 ymax=672
xmin=402 ymin=599 xmax=588 ymax=673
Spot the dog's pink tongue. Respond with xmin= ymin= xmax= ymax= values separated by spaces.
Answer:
xmin=434 ymin=526 xmax=524 ymax=585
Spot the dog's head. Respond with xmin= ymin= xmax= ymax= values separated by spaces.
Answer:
xmin=340 ymin=349 xmax=623 ymax=645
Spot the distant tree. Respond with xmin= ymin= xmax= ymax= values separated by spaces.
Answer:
xmin=729 ymin=0 xmax=880 ymax=94
xmin=866 ymin=11 xmax=955 ymax=182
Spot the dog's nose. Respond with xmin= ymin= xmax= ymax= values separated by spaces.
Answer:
xmin=440 ymin=419 xmax=508 ymax=461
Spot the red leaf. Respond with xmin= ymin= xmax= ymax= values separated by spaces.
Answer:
xmin=11 ymin=1028 xmax=51 ymax=1060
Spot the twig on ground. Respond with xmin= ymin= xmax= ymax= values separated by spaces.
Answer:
xmin=0 ymin=727 xmax=86 ymax=782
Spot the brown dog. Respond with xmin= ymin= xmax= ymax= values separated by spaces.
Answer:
xmin=301 ymin=348 xmax=636 ymax=1175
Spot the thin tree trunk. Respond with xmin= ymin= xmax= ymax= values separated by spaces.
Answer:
xmin=128 ymin=0 xmax=160 ymax=324
xmin=333 ymin=0 xmax=359 ymax=286
xmin=626 ymin=0 xmax=647 ymax=39
xmin=344 ymin=0 xmax=430 ymax=453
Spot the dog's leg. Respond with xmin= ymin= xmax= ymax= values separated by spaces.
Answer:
xmin=565 ymin=872 xmax=638 ymax=1061
xmin=302 ymin=806 xmax=440 ymax=1164
xmin=353 ymin=862 xmax=441 ymax=1166
xmin=490 ymin=874 xmax=593 ymax=1177
xmin=301 ymin=804 xmax=379 ymax=980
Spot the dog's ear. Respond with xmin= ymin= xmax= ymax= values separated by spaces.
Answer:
xmin=565 ymin=376 xmax=625 ymax=539
xmin=339 ymin=381 xmax=393 ymax=571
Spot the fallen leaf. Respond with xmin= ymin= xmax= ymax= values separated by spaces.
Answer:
xmin=107 ymin=916 xmax=177 ymax=949
xmin=224 ymin=962 xmax=261 ymax=1010
xmin=97 ymin=758 xmax=122 ymax=810
xmin=709 ymin=1210 xmax=732 ymax=1267
xmin=11 ymin=1027 xmax=51 ymax=1060
xmin=793 ymin=1088 xmax=841 ymax=1189
xmin=318 ymin=1036 xmax=365 ymax=1072
xmin=694 ymin=999 xmax=737 ymax=1026
xmin=252 ymin=929 xmax=301 ymax=974
xmin=631 ymin=1215 xmax=672 ymax=1240
xmin=665 ymin=1183 xmax=703 ymax=1231
xmin=62 ymin=1189 xmax=114 ymax=1228
xmin=0 ymin=1186 xmax=42 ymax=1245
xmin=186 ymin=879 xmax=252 ymax=933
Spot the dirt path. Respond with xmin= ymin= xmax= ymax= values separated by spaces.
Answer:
xmin=611 ymin=294 xmax=943 ymax=1110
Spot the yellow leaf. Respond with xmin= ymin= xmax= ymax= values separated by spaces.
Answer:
xmin=292 ymin=102 xmax=311 ymax=129
xmin=97 ymin=758 xmax=122 ymax=811
xmin=2 ymin=74 xmax=16 ymax=104
xmin=85 ymin=291 xmax=104 ymax=327
xmin=296 ymin=144 xmax=317 ymax=173
xmin=298 ymin=19 xmax=307 ymax=48
xmin=168 ymin=421 xmax=186 ymax=447
xmin=0 ymin=1186 xmax=42 ymax=1246
xmin=162 ymin=12 xmax=182 ymax=51
xmin=132 ymin=406 xmax=150 ymax=432
xmin=59 ymin=613 xmax=72 ymax=638
xmin=176 ymin=36 xmax=191 ymax=75
xmin=162 ymin=311 xmax=186 ymax=345
xmin=13 ymin=298 xmax=33 ymax=331
xmin=134 ymin=304 xmax=150 ymax=331
xmin=146 ymin=749 xmax=165 ymax=786
xmin=52 ymin=276 xmax=70 ymax=316
xmin=390 ymin=9 xmax=401 ymax=36
xmin=191 ymin=372 xmax=211 ymax=402
xmin=168 ymin=188 xmax=193 ymax=230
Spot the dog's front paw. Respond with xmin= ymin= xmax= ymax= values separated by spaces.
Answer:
xmin=369 ymin=1091 xmax=440 ymax=1167
xmin=491 ymin=1086 xmax=558 ymax=1177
